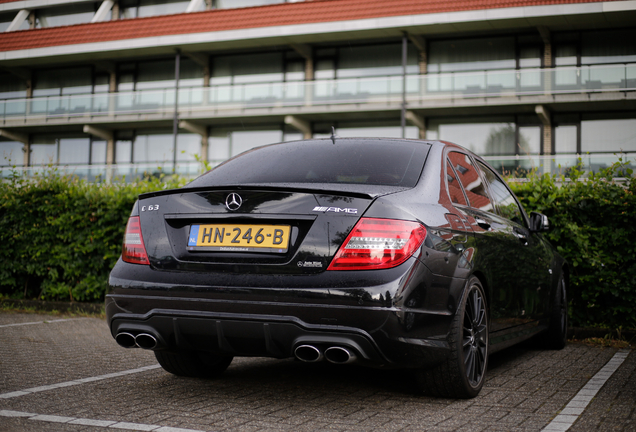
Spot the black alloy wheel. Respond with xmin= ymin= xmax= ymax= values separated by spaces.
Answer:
xmin=463 ymin=283 xmax=488 ymax=388
xmin=543 ymin=274 xmax=568 ymax=350
xmin=416 ymin=277 xmax=489 ymax=398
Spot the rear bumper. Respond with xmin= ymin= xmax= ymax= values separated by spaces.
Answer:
xmin=107 ymin=257 xmax=466 ymax=369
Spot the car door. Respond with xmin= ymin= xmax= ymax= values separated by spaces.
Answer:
xmin=446 ymin=151 xmax=522 ymax=332
xmin=474 ymin=161 xmax=552 ymax=324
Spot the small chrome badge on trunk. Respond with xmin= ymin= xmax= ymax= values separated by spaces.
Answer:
xmin=226 ymin=193 xmax=242 ymax=211
xmin=312 ymin=206 xmax=358 ymax=214
xmin=297 ymin=261 xmax=323 ymax=268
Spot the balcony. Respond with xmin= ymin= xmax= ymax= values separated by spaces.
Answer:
xmin=2 ymin=64 xmax=635 ymax=125
xmin=2 ymin=153 xmax=634 ymax=182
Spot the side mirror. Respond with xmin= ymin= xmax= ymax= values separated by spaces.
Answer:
xmin=530 ymin=212 xmax=549 ymax=232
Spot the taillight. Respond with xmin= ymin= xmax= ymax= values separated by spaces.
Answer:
xmin=122 ymin=216 xmax=150 ymax=265
xmin=327 ymin=218 xmax=426 ymax=271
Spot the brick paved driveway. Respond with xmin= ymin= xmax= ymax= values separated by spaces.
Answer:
xmin=0 ymin=312 xmax=634 ymax=431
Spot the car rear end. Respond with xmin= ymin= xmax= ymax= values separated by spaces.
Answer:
xmin=107 ymin=138 xmax=455 ymax=369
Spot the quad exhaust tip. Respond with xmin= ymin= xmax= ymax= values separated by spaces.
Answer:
xmin=294 ymin=345 xmax=357 ymax=364
xmin=135 ymin=333 xmax=158 ymax=350
xmin=324 ymin=346 xmax=357 ymax=364
xmin=115 ymin=332 xmax=159 ymax=350
xmin=115 ymin=332 xmax=137 ymax=349
xmin=294 ymin=345 xmax=324 ymax=362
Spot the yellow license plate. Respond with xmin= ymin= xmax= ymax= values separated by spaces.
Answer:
xmin=187 ymin=224 xmax=290 ymax=253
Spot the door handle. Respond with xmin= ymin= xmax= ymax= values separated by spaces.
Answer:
xmin=514 ymin=229 xmax=528 ymax=245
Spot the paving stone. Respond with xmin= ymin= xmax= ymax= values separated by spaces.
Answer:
xmin=1 ymin=313 xmax=635 ymax=432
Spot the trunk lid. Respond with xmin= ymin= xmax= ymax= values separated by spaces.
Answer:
xmin=137 ymin=186 xmax=389 ymax=274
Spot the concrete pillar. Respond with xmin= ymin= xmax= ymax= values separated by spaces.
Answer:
xmin=6 ymin=9 xmax=30 ymax=32
xmin=538 ymin=27 xmax=552 ymax=96
xmin=179 ymin=120 xmax=209 ymax=162
xmin=83 ymin=125 xmax=114 ymax=182
xmin=28 ymin=11 xmax=36 ymax=29
xmin=405 ymin=111 xmax=426 ymax=139
xmin=408 ymin=34 xmax=427 ymax=99
xmin=535 ymin=105 xmax=552 ymax=154
xmin=186 ymin=0 xmax=205 ymax=12
xmin=535 ymin=105 xmax=552 ymax=174
xmin=291 ymin=44 xmax=313 ymax=80
xmin=284 ymin=115 xmax=312 ymax=139
xmin=92 ymin=0 xmax=115 ymax=22
xmin=408 ymin=34 xmax=427 ymax=74
xmin=291 ymin=44 xmax=314 ymax=107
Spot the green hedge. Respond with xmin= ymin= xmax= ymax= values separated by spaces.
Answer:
xmin=0 ymin=169 xmax=185 ymax=302
xmin=1 ymin=162 xmax=635 ymax=329
xmin=509 ymin=160 xmax=636 ymax=330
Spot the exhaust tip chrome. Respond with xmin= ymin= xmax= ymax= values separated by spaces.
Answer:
xmin=324 ymin=346 xmax=356 ymax=364
xmin=115 ymin=332 xmax=137 ymax=349
xmin=294 ymin=345 xmax=323 ymax=362
xmin=135 ymin=333 xmax=158 ymax=350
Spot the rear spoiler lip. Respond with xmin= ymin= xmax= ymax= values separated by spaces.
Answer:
xmin=139 ymin=183 xmax=409 ymax=200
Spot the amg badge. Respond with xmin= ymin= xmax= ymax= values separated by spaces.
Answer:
xmin=312 ymin=206 xmax=358 ymax=214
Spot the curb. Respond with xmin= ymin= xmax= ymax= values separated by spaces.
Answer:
xmin=569 ymin=327 xmax=636 ymax=342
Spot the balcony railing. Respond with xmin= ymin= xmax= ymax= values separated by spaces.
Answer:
xmin=2 ymin=64 xmax=635 ymax=122
xmin=2 ymin=153 xmax=634 ymax=182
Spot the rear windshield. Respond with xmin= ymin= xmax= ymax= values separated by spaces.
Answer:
xmin=189 ymin=138 xmax=430 ymax=188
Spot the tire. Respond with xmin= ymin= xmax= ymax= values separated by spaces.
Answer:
xmin=542 ymin=274 xmax=568 ymax=350
xmin=416 ymin=277 xmax=489 ymax=398
xmin=155 ymin=351 xmax=233 ymax=379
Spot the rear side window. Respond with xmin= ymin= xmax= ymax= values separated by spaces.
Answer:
xmin=476 ymin=161 xmax=526 ymax=226
xmin=189 ymin=139 xmax=430 ymax=188
xmin=447 ymin=152 xmax=493 ymax=211
xmin=446 ymin=159 xmax=468 ymax=205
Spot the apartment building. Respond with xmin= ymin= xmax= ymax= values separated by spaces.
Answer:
xmin=1 ymin=0 xmax=635 ymax=180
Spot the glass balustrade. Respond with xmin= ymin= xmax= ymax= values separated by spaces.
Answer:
xmin=1 ymin=64 xmax=635 ymax=121
xmin=1 ymin=154 xmax=633 ymax=182
xmin=0 ymin=161 xmax=204 ymax=182
xmin=483 ymin=153 xmax=636 ymax=178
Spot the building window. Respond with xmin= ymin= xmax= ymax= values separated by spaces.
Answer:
xmin=581 ymin=29 xmax=636 ymax=65
xmin=313 ymin=125 xmax=418 ymax=140
xmin=176 ymin=133 xmax=202 ymax=162
xmin=207 ymin=128 xmax=284 ymax=165
xmin=336 ymin=44 xmax=418 ymax=78
xmin=133 ymin=133 xmax=174 ymax=164
xmin=554 ymin=125 xmax=578 ymax=154
xmin=0 ymin=74 xmax=27 ymax=100
xmin=211 ymin=52 xmax=284 ymax=85
xmin=32 ymin=68 xmax=93 ymax=97
xmin=35 ymin=4 xmax=96 ymax=28
xmin=428 ymin=121 xmax=516 ymax=156
xmin=429 ymin=37 xmax=516 ymax=73
xmin=581 ymin=119 xmax=636 ymax=153
xmin=30 ymin=136 xmax=91 ymax=166
xmin=120 ymin=0 xmax=191 ymax=19
xmin=213 ymin=0 xmax=295 ymax=8
xmin=518 ymin=126 xmax=542 ymax=155
xmin=1 ymin=141 xmax=24 ymax=166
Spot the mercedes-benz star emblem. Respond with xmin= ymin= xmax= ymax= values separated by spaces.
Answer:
xmin=225 ymin=193 xmax=243 ymax=211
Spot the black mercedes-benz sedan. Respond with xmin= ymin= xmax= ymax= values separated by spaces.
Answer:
xmin=107 ymin=137 xmax=568 ymax=398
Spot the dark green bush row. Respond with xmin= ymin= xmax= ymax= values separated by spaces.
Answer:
xmin=1 ymin=162 xmax=634 ymax=329
xmin=0 ymin=169 xmax=185 ymax=302
xmin=509 ymin=160 xmax=636 ymax=329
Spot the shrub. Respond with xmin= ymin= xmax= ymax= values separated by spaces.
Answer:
xmin=509 ymin=159 xmax=636 ymax=329
xmin=1 ymin=161 xmax=635 ymax=330
xmin=0 ymin=169 xmax=186 ymax=302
